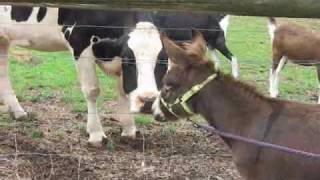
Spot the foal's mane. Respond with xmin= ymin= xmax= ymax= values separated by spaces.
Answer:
xmin=219 ymin=72 xmax=267 ymax=101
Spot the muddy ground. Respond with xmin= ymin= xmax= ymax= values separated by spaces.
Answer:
xmin=0 ymin=98 xmax=241 ymax=180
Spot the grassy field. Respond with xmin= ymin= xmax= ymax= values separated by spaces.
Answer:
xmin=4 ymin=16 xmax=320 ymax=128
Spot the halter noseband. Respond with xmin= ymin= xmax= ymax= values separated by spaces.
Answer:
xmin=160 ymin=73 xmax=217 ymax=118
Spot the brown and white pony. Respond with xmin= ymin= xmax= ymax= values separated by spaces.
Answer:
xmin=268 ymin=17 xmax=320 ymax=103
xmin=153 ymin=30 xmax=320 ymax=180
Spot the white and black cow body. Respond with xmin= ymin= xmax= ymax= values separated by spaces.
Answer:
xmin=0 ymin=6 xmax=234 ymax=146
xmin=95 ymin=12 xmax=238 ymax=79
xmin=152 ymin=12 xmax=238 ymax=78
xmin=0 ymin=6 xmax=163 ymax=146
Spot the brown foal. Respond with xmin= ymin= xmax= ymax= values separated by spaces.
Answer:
xmin=268 ymin=17 xmax=320 ymax=103
xmin=153 ymin=30 xmax=320 ymax=180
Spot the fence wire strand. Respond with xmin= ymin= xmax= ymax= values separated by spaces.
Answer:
xmin=0 ymin=19 xmax=320 ymax=179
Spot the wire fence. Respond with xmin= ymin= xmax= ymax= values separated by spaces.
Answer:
xmin=0 ymin=19 xmax=320 ymax=179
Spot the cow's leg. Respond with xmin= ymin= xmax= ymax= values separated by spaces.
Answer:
xmin=75 ymin=47 xmax=106 ymax=146
xmin=210 ymin=50 xmax=222 ymax=70
xmin=0 ymin=42 xmax=27 ymax=119
xmin=269 ymin=56 xmax=287 ymax=98
xmin=316 ymin=65 xmax=320 ymax=104
xmin=117 ymin=77 xmax=137 ymax=139
xmin=215 ymin=38 xmax=239 ymax=79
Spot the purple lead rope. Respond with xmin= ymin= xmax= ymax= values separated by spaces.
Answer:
xmin=194 ymin=123 xmax=320 ymax=158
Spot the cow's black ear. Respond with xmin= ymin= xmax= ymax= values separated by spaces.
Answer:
xmin=155 ymin=48 xmax=168 ymax=89
xmin=92 ymin=38 xmax=122 ymax=61
xmin=122 ymin=49 xmax=137 ymax=94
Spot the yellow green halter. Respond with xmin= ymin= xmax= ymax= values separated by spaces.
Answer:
xmin=160 ymin=48 xmax=217 ymax=118
xmin=160 ymin=73 xmax=217 ymax=118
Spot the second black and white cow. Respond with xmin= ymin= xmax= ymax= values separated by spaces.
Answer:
xmin=0 ymin=6 xmax=235 ymax=146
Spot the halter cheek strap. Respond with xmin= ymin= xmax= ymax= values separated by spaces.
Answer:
xmin=160 ymin=73 xmax=217 ymax=118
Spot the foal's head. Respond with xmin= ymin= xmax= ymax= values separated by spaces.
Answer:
xmin=153 ymin=30 xmax=217 ymax=121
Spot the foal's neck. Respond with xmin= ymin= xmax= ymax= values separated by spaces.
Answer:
xmin=194 ymin=75 xmax=274 ymax=139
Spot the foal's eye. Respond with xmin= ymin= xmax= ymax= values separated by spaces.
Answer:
xmin=163 ymin=84 xmax=172 ymax=91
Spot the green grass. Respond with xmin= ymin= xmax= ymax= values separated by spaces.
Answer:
xmin=1 ymin=16 xmax=319 ymax=131
xmin=135 ymin=115 xmax=154 ymax=127
xmin=9 ymin=49 xmax=118 ymax=112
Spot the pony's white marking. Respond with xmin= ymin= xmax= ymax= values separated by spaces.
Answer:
xmin=270 ymin=56 xmax=287 ymax=98
xmin=231 ymin=56 xmax=239 ymax=79
xmin=269 ymin=68 xmax=275 ymax=97
xmin=219 ymin=15 xmax=230 ymax=38
xmin=211 ymin=50 xmax=221 ymax=70
xmin=318 ymin=83 xmax=320 ymax=104
xmin=268 ymin=20 xmax=276 ymax=43
xmin=127 ymin=22 xmax=162 ymax=112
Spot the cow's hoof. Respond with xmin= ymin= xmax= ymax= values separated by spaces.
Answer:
xmin=88 ymin=131 xmax=106 ymax=147
xmin=121 ymin=126 xmax=137 ymax=139
xmin=88 ymin=140 xmax=103 ymax=148
xmin=120 ymin=130 xmax=143 ymax=148
xmin=14 ymin=111 xmax=28 ymax=120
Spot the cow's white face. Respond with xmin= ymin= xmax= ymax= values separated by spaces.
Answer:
xmin=126 ymin=22 xmax=163 ymax=113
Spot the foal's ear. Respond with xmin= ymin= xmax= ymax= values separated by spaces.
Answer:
xmin=161 ymin=33 xmax=190 ymax=68
xmin=190 ymin=29 xmax=207 ymax=56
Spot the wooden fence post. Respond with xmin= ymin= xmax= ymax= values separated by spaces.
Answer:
xmin=0 ymin=0 xmax=320 ymax=17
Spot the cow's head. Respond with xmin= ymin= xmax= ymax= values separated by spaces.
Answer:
xmin=93 ymin=22 xmax=168 ymax=113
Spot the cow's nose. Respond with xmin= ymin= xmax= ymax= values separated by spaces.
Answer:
xmin=139 ymin=96 xmax=156 ymax=114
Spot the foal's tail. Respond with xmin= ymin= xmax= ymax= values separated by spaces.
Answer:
xmin=268 ymin=17 xmax=277 ymax=42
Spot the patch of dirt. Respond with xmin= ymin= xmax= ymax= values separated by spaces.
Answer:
xmin=0 ymin=98 xmax=242 ymax=179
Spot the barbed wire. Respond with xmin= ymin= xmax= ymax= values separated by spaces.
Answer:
xmin=0 ymin=22 xmax=272 ymax=33
xmin=0 ymin=18 xmax=319 ymax=179
xmin=7 ymin=53 xmax=320 ymax=66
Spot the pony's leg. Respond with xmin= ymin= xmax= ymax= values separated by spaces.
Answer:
xmin=215 ymin=40 xmax=239 ymax=79
xmin=0 ymin=42 xmax=27 ymax=119
xmin=316 ymin=66 xmax=320 ymax=104
xmin=117 ymin=77 xmax=137 ymax=139
xmin=75 ymin=47 xmax=106 ymax=146
xmin=270 ymin=56 xmax=287 ymax=98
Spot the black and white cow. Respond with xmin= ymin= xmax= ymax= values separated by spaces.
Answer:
xmin=0 ymin=6 xmax=235 ymax=146
xmin=97 ymin=12 xmax=238 ymax=79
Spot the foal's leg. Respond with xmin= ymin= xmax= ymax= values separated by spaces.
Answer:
xmin=269 ymin=56 xmax=287 ymax=98
xmin=75 ymin=47 xmax=106 ymax=146
xmin=0 ymin=42 xmax=27 ymax=119
xmin=316 ymin=66 xmax=320 ymax=104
